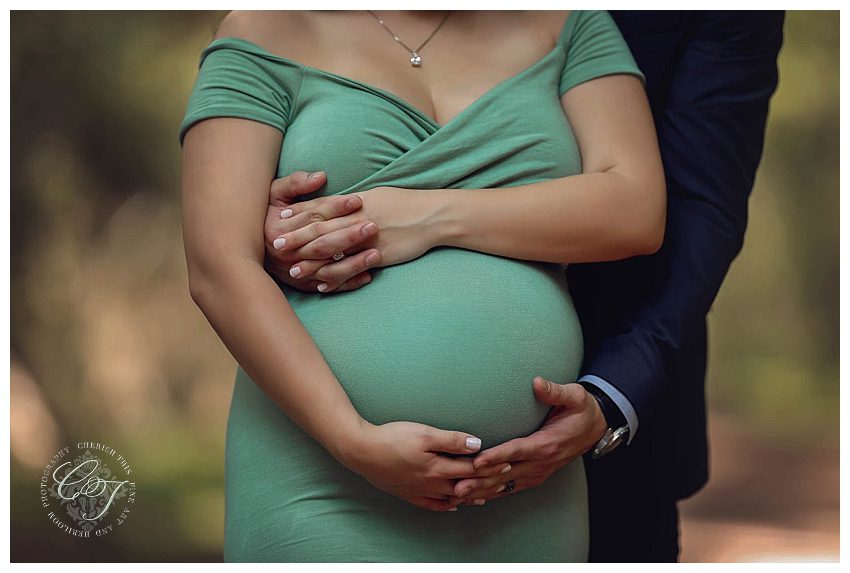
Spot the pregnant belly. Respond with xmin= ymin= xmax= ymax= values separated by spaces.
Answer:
xmin=282 ymin=247 xmax=584 ymax=449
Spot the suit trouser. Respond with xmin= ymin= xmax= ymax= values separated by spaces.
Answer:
xmin=584 ymin=434 xmax=681 ymax=562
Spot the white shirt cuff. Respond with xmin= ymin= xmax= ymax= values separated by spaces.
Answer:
xmin=579 ymin=374 xmax=639 ymax=445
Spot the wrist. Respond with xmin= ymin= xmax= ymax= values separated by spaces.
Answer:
xmin=587 ymin=394 xmax=610 ymax=444
xmin=580 ymin=383 xmax=631 ymax=458
xmin=580 ymin=382 xmax=628 ymax=431
xmin=325 ymin=414 xmax=376 ymax=472
xmin=424 ymin=188 xmax=465 ymax=248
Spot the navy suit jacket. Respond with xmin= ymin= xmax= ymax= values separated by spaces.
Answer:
xmin=567 ymin=11 xmax=784 ymax=500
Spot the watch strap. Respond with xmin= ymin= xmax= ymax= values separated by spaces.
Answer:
xmin=579 ymin=381 xmax=628 ymax=431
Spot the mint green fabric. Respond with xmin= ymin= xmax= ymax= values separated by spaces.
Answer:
xmin=179 ymin=10 xmax=643 ymax=563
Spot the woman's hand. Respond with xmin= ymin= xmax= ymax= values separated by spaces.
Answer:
xmin=268 ymin=185 xmax=443 ymax=291
xmin=264 ymin=171 xmax=384 ymax=293
xmin=334 ymin=419 xmax=512 ymax=512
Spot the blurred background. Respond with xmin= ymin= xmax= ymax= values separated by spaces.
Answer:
xmin=10 ymin=11 xmax=839 ymax=562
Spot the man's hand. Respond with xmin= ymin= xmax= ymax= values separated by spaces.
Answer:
xmin=452 ymin=377 xmax=609 ymax=505
xmin=264 ymin=170 xmax=383 ymax=293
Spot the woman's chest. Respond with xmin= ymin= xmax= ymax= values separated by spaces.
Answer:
xmin=276 ymin=60 xmax=583 ymax=197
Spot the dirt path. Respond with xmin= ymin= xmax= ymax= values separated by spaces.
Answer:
xmin=679 ymin=415 xmax=839 ymax=562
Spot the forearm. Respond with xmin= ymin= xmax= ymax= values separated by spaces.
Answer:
xmin=573 ymin=196 xmax=752 ymax=424
xmin=427 ymin=170 xmax=664 ymax=264
xmin=189 ymin=258 xmax=366 ymax=465
xmin=270 ymin=76 xmax=663 ymax=271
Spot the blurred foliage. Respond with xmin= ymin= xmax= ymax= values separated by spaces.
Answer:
xmin=706 ymin=11 xmax=839 ymax=442
xmin=10 ymin=10 xmax=838 ymax=562
xmin=11 ymin=10 xmax=230 ymax=562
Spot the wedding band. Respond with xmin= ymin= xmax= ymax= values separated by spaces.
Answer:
xmin=504 ymin=479 xmax=516 ymax=493
xmin=333 ymin=252 xmax=345 ymax=261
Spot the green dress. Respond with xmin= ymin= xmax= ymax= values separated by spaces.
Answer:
xmin=178 ymin=10 xmax=644 ymax=563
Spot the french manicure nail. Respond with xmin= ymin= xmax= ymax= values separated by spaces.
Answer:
xmin=317 ymin=283 xmax=328 ymax=292
xmin=500 ymin=465 xmax=512 ymax=474
xmin=362 ymin=222 xmax=378 ymax=236
xmin=496 ymin=484 xmax=506 ymax=493
xmin=447 ymin=507 xmax=458 ymax=512
xmin=466 ymin=437 xmax=481 ymax=450
xmin=289 ymin=266 xmax=301 ymax=278
xmin=365 ymin=252 xmax=380 ymax=265
xmin=473 ymin=499 xmax=486 ymax=506
xmin=273 ymin=237 xmax=286 ymax=249
xmin=308 ymin=171 xmax=325 ymax=180
xmin=280 ymin=208 xmax=293 ymax=218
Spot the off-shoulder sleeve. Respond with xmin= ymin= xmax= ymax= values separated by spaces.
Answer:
xmin=178 ymin=42 xmax=300 ymax=146
xmin=557 ymin=10 xmax=646 ymax=97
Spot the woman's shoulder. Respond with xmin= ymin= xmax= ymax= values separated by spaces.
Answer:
xmin=216 ymin=11 xmax=295 ymax=41
xmin=179 ymin=12 xmax=307 ymax=145
xmin=212 ymin=11 xmax=312 ymax=62
xmin=196 ymin=10 xmax=310 ymax=95
xmin=540 ymin=10 xmax=573 ymax=46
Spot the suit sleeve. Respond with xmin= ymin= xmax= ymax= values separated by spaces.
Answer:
xmin=575 ymin=12 xmax=785 ymax=427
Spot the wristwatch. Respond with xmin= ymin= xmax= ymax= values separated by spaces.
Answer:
xmin=579 ymin=382 xmax=630 ymax=459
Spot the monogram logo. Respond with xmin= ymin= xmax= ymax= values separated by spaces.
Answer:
xmin=40 ymin=443 xmax=136 ymax=538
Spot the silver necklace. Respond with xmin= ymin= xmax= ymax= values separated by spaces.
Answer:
xmin=366 ymin=10 xmax=452 ymax=67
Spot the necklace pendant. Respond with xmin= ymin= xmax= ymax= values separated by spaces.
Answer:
xmin=410 ymin=51 xmax=422 ymax=67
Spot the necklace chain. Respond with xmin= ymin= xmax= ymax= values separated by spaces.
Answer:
xmin=366 ymin=10 xmax=452 ymax=67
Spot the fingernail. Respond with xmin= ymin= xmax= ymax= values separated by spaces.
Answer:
xmin=473 ymin=499 xmax=486 ymax=506
xmin=466 ymin=437 xmax=481 ymax=451
xmin=345 ymin=197 xmax=359 ymax=209
xmin=289 ymin=266 xmax=301 ymax=278
xmin=496 ymin=484 xmax=506 ymax=493
xmin=500 ymin=465 xmax=512 ymax=474
xmin=317 ymin=283 xmax=328 ymax=292
xmin=273 ymin=237 xmax=286 ymax=249
xmin=361 ymin=222 xmax=377 ymax=236
xmin=308 ymin=171 xmax=325 ymax=180
xmin=280 ymin=208 xmax=293 ymax=218
xmin=458 ymin=487 xmax=470 ymax=497
xmin=365 ymin=252 xmax=380 ymax=265
xmin=447 ymin=507 xmax=458 ymax=512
